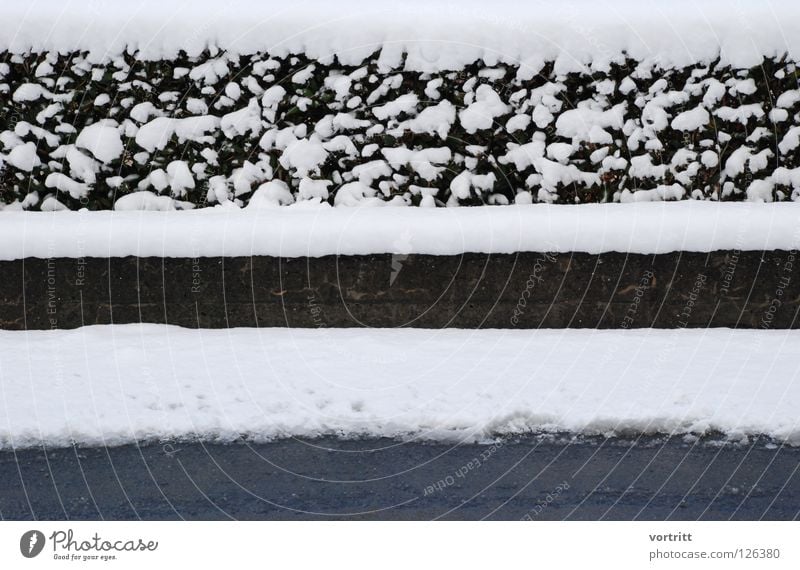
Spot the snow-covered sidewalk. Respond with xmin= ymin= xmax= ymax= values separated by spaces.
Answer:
xmin=2 ymin=202 xmax=800 ymax=259
xmin=1 ymin=325 xmax=798 ymax=447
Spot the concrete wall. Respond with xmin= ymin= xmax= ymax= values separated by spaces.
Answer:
xmin=2 ymin=250 xmax=797 ymax=330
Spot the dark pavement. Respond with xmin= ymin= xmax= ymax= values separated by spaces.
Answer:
xmin=1 ymin=436 xmax=798 ymax=521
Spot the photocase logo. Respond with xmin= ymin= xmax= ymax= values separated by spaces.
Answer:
xmin=20 ymin=530 xmax=45 ymax=558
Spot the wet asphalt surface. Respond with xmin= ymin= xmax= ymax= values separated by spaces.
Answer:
xmin=1 ymin=436 xmax=798 ymax=520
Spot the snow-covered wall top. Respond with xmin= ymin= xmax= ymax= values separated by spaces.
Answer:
xmin=4 ymin=0 xmax=800 ymax=71
xmin=2 ymin=202 xmax=799 ymax=259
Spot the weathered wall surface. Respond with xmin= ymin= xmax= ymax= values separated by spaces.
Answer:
xmin=2 ymin=250 xmax=797 ymax=329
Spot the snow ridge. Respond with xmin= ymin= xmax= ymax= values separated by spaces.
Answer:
xmin=2 ymin=1 xmax=799 ymax=71
xmin=1 ymin=202 xmax=799 ymax=259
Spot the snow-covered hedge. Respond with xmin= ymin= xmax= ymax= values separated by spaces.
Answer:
xmin=2 ymin=49 xmax=800 ymax=210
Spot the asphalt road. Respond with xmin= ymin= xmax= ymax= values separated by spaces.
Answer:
xmin=1 ymin=436 xmax=798 ymax=520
